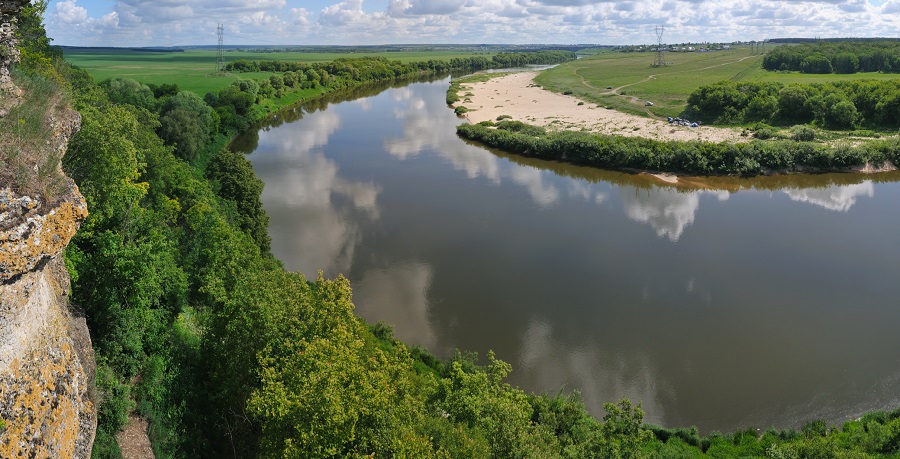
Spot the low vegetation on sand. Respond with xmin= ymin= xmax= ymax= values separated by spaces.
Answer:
xmin=458 ymin=120 xmax=900 ymax=176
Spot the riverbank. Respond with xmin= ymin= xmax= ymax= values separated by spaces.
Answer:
xmin=452 ymin=73 xmax=900 ymax=177
xmin=452 ymin=71 xmax=746 ymax=144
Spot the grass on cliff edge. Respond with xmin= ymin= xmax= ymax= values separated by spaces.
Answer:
xmin=0 ymin=69 xmax=70 ymax=200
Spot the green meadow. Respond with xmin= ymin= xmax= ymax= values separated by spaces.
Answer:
xmin=535 ymin=46 xmax=900 ymax=119
xmin=62 ymin=48 xmax=496 ymax=95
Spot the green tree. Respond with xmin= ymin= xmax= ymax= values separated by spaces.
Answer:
xmin=589 ymin=399 xmax=652 ymax=459
xmin=101 ymin=78 xmax=158 ymax=111
xmin=800 ymin=53 xmax=833 ymax=74
xmin=832 ymin=52 xmax=859 ymax=74
xmin=158 ymin=91 xmax=215 ymax=161
xmin=777 ymin=86 xmax=812 ymax=122
xmin=206 ymin=149 xmax=271 ymax=253
xmin=269 ymin=74 xmax=284 ymax=91
xmin=827 ymin=99 xmax=859 ymax=129
xmin=744 ymin=95 xmax=778 ymax=122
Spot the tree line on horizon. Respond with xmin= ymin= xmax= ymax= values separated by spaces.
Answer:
xmin=763 ymin=41 xmax=900 ymax=74
xmin=224 ymin=50 xmax=578 ymax=74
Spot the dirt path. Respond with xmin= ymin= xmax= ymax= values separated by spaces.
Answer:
xmin=117 ymin=415 xmax=154 ymax=459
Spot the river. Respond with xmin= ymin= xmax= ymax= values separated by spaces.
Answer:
xmin=232 ymin=76 xmax=900 ymax=433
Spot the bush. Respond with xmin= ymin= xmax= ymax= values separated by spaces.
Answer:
xmin=454 ymin=106 xmax=469 ymax=115
xmin=754 ymin=126 xmax=777 ymax=140
xmin=802 ymin=420 xmax=828 ymax=438
xmin=791 ymin=125 xmax=816 ymax=141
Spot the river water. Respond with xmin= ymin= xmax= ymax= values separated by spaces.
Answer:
xmin=233 ymin=76 xmax=900 ymax=433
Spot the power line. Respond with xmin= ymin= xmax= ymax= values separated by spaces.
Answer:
xmin=216 ymin=23 xmax=225 ymax=72
xmin=654 ymin=26 xmax=665 ymax=67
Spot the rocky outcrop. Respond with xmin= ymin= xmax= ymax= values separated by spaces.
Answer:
xmin=0 ymin=1 xmax=96 ymax=451
xmin=0 ymin=149 xmax=95 ymax=459
xmin=1 ymin=0 xmax=26 ymax=96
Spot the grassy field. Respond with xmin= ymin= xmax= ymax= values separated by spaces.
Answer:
xmin=534 ymin=46 xmax=900 ymax=119
xmin=63 ymin=48 xmax=496 ymax=95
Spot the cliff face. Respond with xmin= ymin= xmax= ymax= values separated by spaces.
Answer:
xmin=0 ymin=138 xmax=95 ymax=459
xmin=0 ymin=2 xmax=96 ymax=456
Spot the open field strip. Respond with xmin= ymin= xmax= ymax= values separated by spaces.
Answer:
xmin=63 ymin=49 xmax=496 ymax=95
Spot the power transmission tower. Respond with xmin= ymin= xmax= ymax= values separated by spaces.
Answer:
xmin=216 ymin=23 xmax=225 ymax=73
xmin=654 ymin=26 xmax=665 ymax=67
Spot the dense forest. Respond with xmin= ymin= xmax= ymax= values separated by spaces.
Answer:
xmin=225 ymin=50 xmax=578 ymax=74
xmin=683 ymin=79 xmax=900 ymax=128
xmin=762 ymin=41 xmax=900 ymax=74
xmin=10 ymin=3 xmax=900 ymax=458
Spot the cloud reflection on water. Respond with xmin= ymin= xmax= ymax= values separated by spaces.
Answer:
xmin=382 ymin=84 xmax=881 ymax=244
xmin=621 ymin=188 xmax=729 ymax=242
xmin=782 ymin=181 xmax=874 ymax=212
xmin=354 ymin=262 xmax=439 ymax=351
xmin=251 ymin=109 xmax=381 ymax=276
xmin=518 ymin=319 xmax=672 ymax=426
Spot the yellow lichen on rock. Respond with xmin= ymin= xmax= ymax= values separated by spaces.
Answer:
xmin=0 ymin=186 xmax=88 ymax=281
xmin=0 ymin=253 xmax=96 ymax=459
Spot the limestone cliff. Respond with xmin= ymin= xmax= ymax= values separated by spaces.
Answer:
xmin=0 ymin=181 xmax=93 ymax=458
xmin=0 ymin=1 xmax=97 ymax=457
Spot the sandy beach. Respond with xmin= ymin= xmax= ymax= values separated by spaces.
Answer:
xmin=455 ymin=71 xmax=747 ymax=144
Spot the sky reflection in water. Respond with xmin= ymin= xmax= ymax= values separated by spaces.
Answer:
xmin=239 ymin=78 xmax=900 ymax=433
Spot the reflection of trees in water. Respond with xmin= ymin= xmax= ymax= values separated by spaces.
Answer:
xmin=490 ymin=145 xmax=900 ymax=192
xmin=230 ymin=74 xmax=450 ymax=154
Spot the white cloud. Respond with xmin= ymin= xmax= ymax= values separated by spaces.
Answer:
xmin=319 ymin=0 xmax=368 ymax=26
xmin=45 ymin=0 xmax=900 ymax=47
xmin=54 ymin=0 xmax=89 ymax=24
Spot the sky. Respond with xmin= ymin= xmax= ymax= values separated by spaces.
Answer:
xmin=44 ymin=0 xmax=900 ymax=47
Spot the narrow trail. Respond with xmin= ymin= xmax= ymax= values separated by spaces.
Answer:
xmin=117 ymin=415 xmax=154 ymax=459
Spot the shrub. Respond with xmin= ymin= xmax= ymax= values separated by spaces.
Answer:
xmin=791 ymin=125 xmax=816 ymax=142
xmin=454 ymin=106 xmax=469 ymax=115
xmin=755 ymin=127 xmax=776 ymax=140
xmin=802 ymin=420 xmax=828 ymax=438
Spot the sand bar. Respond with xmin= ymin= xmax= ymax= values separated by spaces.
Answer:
xmin=455 ymin=71 xmax=747 ymax=144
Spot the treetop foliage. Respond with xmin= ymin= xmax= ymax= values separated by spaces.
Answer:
xmin=763 ymin=41 xmax=900 ymax=74
xmin=684 ymin=79 xmax=900 ymax=129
